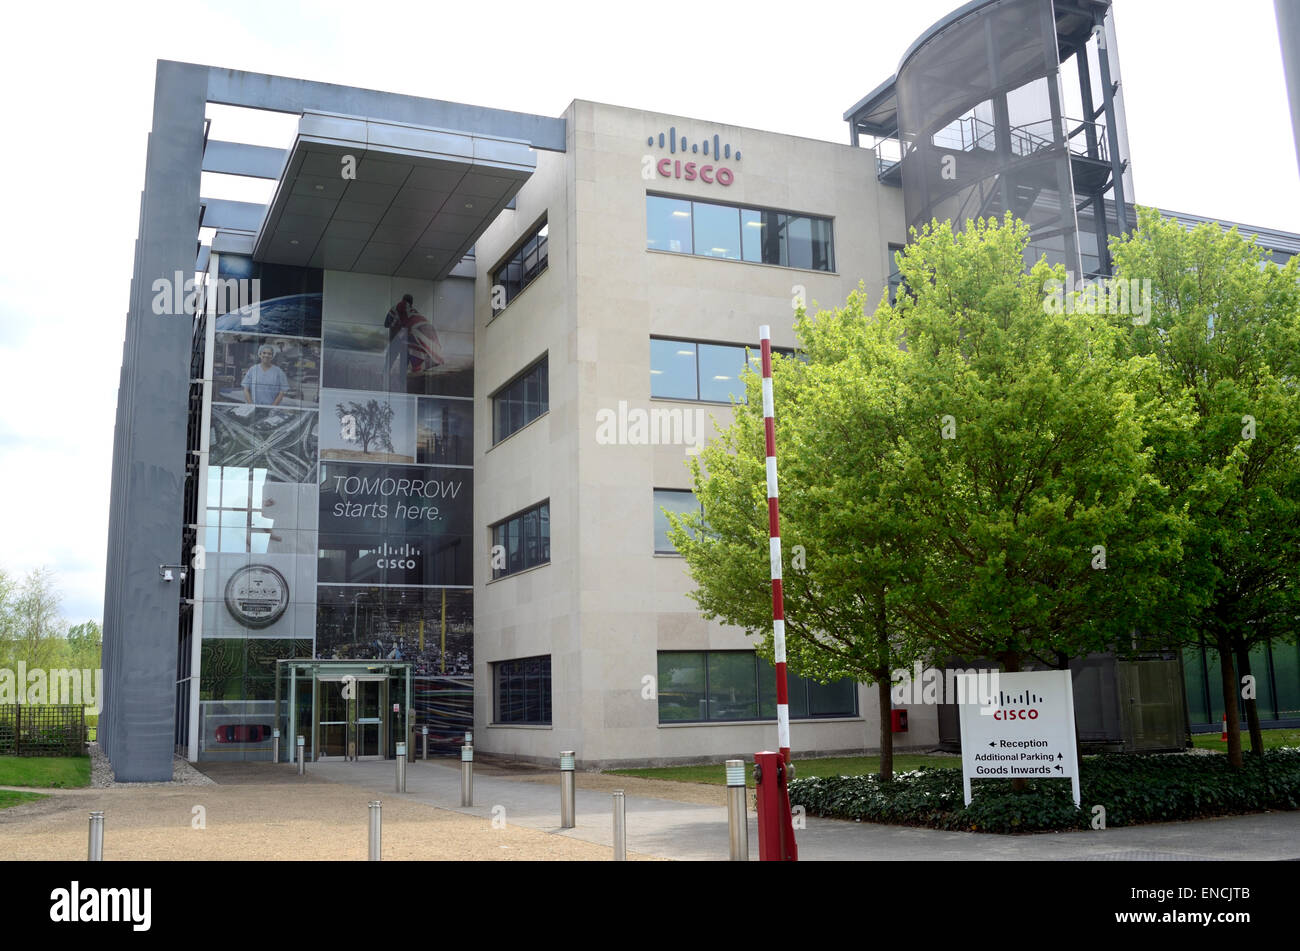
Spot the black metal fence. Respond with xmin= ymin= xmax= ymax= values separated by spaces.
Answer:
xmin=0 ymin=705 xmax=87 ymax=756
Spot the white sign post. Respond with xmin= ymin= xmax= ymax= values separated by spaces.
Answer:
xmin=957 ymin=669 xmax=1080 ymax=807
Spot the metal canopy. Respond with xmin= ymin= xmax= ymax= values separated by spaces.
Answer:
xmin=252 ymin=111 xmax=536 ymax=280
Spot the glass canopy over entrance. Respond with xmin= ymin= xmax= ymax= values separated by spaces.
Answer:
xmin=275 ymin=660 xmax=412 ymax=762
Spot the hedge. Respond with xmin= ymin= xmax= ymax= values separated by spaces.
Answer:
xmin=787 ymin=749 xmax=1300 ymax=834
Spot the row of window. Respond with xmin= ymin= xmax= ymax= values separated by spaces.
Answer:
xmin=646 ymin=195 xmax=835 ymax=271
xmin=650 ymin=337 xmax=793 ymax=403
xmin=490 ymin=196 xmax=832 ymax=325
xmin=491 ymin=650 xmax=858 ymax=725
xmin=493 ymin=354 xmax=548 ymax=444
xmin=488 ymin=489 xmax=694 ymax=579
xmin=490 ymin=500 xmax=551 ymax=580
xmin=491 ymin=218 xmax=549 ymax=313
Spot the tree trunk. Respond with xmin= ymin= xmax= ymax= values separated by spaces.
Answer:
xmin=1233 ymin=637 xmax=1265 ymax=757
xmin=876 ymin=591 xmax=893 ymax=783
xmin=1216 ymin=631 xmax=1243 ymax=768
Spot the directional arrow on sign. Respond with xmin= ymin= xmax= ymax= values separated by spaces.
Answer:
xmin=989 ymin=742 xmax=996 ymax=748
xmin=1055 ymin=764 xmax=1063 ymax=773
xmin=1058 ymin=753 xmax=1063 ymax=759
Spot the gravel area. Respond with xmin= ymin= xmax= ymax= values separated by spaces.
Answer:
xmin=90 ymin=743 xmax=217 ymax=788
xmin=0 ymin=780 xmax=648 ymax=860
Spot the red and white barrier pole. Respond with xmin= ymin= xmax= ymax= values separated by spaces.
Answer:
xmin=759 ymin=325 xmax=790 ymax=767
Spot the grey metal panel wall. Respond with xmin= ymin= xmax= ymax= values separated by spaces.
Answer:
xmin=100 ymin=61 xmax=208 ymax=781
xmin=1278 ymin=0 xmax=1300 ymax=175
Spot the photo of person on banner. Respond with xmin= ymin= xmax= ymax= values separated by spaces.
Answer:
xmin=385 ymin=293 xmax=444 ymax=377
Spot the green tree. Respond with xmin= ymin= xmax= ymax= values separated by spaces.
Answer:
xmin=669 ymin=214 xmax=1189 ymax=779
xmin=882 ymin=216 xmax=1190 ymax=681
xmin=65 ymin=620 xmax=103 ymax=670
xmin=667 ymin=286 xmax=930 ymax=780
xmin=1108 ymin=207 xmax=1300 ymax=766
xmin=0 ymin=566 xmax=67 ymax=671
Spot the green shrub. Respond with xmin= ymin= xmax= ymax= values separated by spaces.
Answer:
xmin=788 ymin=749 xmax=1300 ymax=834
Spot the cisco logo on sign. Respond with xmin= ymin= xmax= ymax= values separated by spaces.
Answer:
xmin=646 ymin=127 xmax=739 ymax=186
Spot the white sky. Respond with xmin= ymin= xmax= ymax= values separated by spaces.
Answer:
xmin=0 ymin=0 xmax=1296 ymax=624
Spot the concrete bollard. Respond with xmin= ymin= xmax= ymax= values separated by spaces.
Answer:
xmin=87 ymin=811 xmax=104 ymax=861
xmin=560 ymin=750 xmax=576 ymax=829
xmin=726 ymin=759 xmax=749 ymax=861
xmin=612 ymin=790 xmax=626 ymax=861
xmin=368 ymin=800 xmax=381 ymax=861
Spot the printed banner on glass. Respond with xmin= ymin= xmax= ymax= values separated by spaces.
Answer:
xmin=316 ymin=585 xmax=472 ymax=677
xmin=318 ymin=462 xmax=471 ymax=586
xmin=210 ymin=405 xmax=318 ymax=484
xmin=213 ymin=334 xmax=321 ymax=408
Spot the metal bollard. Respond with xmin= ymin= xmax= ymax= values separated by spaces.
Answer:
xmin=368 ymin=800 xmax=381 ymax=861
xmin=726 ymin=759 xmax=749 ymax=861
xmin=297 ymin=735 xmax=305 ymax=775
xmin=612 ymin=790 xmax=626 ymax=861
xmin=272 ymin=728 xmax=280 ymax=764
xmin=421 ymin=725 xmax=428 ymax=761
xmin=560 ymin=750 xmax=576 ymax=829
xmin=396 ymin=742 xmax=407 ymax=793
xmin=87 ymin=811 xmax=104 ymax=861
xmin=461 ymin=745 xmax=473 ymax=806
xmin=465 ymin=731 xmax=473 ymax=747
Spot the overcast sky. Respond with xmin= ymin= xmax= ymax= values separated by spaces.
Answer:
xmin=0 ymin=0 xmax=1296 ymax=624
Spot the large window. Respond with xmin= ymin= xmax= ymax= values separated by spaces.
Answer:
xmin=647 ymin=195 xmax=834 ymax=271
xmin=491 ymin=218 xmax=549 ymax=313
xmin=650 ymin=338 xmax=792 ymax=403
xmin=491 ymin=500 xmax=551 ymax=579
xmin=657 ymin=651 xmax=858 ymax=722
xmin=492 ymin=354 xmax=548 ymax=444
xmin=654 ymin=489 xmax=700 ymax=554
xmin=494 ymin=655 xmax=552 ymax=724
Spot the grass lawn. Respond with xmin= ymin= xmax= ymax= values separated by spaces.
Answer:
xmin=606 ymin=752 xmax=960 ymax=787
xmin=0 ymin=789 xmax=49 ymax=810
xmin=1191 ymin=728 xmax=1300 ymax=752
xmin=0 ymin=756 xmax=91 ymax=788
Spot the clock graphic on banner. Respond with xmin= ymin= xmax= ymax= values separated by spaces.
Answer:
xmin=224 ymin=564 xmax=290 ymax=629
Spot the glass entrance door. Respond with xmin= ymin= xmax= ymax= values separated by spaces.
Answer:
xmin=314 ymin=676 xmax=387 ymax=760
xmin=355 ymin=679 xmax=384 ymax=759
xmin=318 ymin=680 xmax=349 ymax=758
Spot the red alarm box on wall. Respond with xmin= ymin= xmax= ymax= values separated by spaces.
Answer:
xmin=891 ymin=709 xmax=909 ymax=733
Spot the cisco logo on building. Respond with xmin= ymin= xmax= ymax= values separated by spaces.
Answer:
xmin=646 ymin=127 xmax=739 ymax=186
xmin=224 ymin=564 xmax=290 ymax=629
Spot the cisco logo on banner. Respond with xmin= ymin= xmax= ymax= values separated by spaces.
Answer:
xmin=647 ymin=127 xmax=740 ymax=186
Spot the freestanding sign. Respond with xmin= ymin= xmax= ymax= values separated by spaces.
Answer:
xmin=956 ymin=669 xmax=1080 ymax=807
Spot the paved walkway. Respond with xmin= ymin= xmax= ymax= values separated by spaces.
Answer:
xmin=311 ymin=758 xmax=1300 ymax=861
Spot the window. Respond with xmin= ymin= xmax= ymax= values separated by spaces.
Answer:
xmin=205 ymin=465 xmax=275 ymax=553
xmin=491 ymin=218 xmax=548 ymax=313
xmin=650 ymin=338 xmax=792 ymax=403
xmin=654 ymin=489 xmax=700 ymax=554
xmin=646 ymin=195 xmax=834 ymax=272
xmin=491 ymin=500 xmax=550 ymax=579
xmin=657 ymin=651 xmax=858 ymax=722
xmin=492 ymin=354 xmax=548 ymax=444
xmin=494 ymin=655 xmax=552 ymax=724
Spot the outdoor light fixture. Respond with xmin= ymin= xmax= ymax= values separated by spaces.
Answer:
xmin=159 ymin=564 xmax=188 ymax=583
